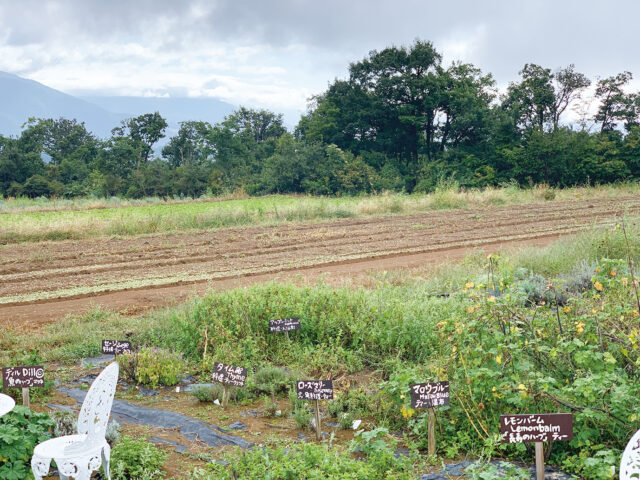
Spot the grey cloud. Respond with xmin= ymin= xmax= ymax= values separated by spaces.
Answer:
xmin=1 ymin=0 xmax=639 ymax=101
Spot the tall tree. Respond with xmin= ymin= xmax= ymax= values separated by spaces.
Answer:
xmin=112 ymin=112 xmax=168 ymax=165
xmin=594 ymin=72 xmax=634 ymax=133
xmin=551 ymin=64 xmax=590 ymax=131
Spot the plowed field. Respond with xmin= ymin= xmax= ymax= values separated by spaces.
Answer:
xmin=2 ymin=195 xmax=637 ymax=328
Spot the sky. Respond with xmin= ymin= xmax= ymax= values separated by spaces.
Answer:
xmin=0 ymin=0 xmax=639 ymax=122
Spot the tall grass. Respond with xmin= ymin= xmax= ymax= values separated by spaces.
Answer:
xmin=1 ymin=183 xmax=639 ymax=244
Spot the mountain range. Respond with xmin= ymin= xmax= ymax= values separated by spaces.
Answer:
xmin=0 ymin=71 xmax=237 ymax=140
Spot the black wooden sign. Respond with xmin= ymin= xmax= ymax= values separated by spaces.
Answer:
xmin=101 ymin=340 xmax=132 ymax=355
xmin=296 ymin=380 xmax=333 ymax=400
xmin=410 ymin=381 xmax=450 ymax=408
xmin=212 ymin=362 xmax=248 ymax=387
xmin=500 ymin=414 xmax=573 ymax=443
xmin=269 ymin=318 xmax=301 ymax=332
xmin=2 ymin=366 xmax=45 ymax=388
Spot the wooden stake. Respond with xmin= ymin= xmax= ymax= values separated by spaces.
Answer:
xmin=203 ymin=327 xmax=209 ymax=361
xmin=314 ymin=399 xmax=321 ymax=441
xmin=535 ymin=442 xmax=544 ymax=480
xmin=22 ymin=387 xmax=30 ymax=409
xmin=285 ymin=331 xmax=290 ymax=342
xmin=222 ymin=386 xmax=229 ymax=408
xmin=427 ymin=407 xmax=436 ymax=455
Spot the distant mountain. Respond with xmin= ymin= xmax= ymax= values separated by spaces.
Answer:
xmin=0 ymin=71 xmax=238 ymax=141
xmin=0 ymin=71 xmax=123 ymax=138
xmin=81 ymin=95 xmax=237 ymax=140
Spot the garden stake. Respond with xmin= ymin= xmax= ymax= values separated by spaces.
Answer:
xmin=427 ymin=407 xmax=436 ymax=455
xmin=222 ymin=385 xmax=229 ymax=407
xmin=314 ymin=399 xmax=321 ymax=441
xmin=22 ymin=387 xmax=29 ymax=409
xmin=535 ymin=442 xmax=544 ymax=480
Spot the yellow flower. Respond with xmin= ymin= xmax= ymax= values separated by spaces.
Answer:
xmin=517 ymin=384 xmax=526 ymax=391
xmin=622 ymin=277 xmax=629 ymax=285
xmin=610 ymin=269 xmax=617 ymax=277
xmin=491 ymin=386 xmax=497 ymax=392
xmin=467 ymin=306 xmax=475 ymax=313
xmin=465 ymin=282 xmax=475 ymax=289
xmin=496 ymin=355 xmax=502 ymax=364
xmin=562 ymin=306 xmax=571 ymax=313
xmin=401 ymin=405 xmax=415 ymax=419
xmin=575 ymin=321 xmax=585 ymax=334
xmin=592 ymin=308 xmax=598 ymax=314
xmin=594 ymin=281 xmax=603 ymax=291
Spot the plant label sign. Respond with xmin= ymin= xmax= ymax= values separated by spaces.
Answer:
xmin=500 ymin=414 xmax=573 ymax=443
xmin=2 ymin=366 xmax=45 ymax=388
xmin=297 ymin=380 xmax=333 ymax=400
xmin=101 ymin=340 xmax=132 ymax=355
xmin=410 ymin=381 xmax=450 ymax=408
xmin=269 ymin=318 xmax=301 ymax=333
xmin=212 ymin=362 xmax=248 ymax=387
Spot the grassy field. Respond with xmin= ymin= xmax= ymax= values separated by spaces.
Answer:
xmin=2 ymin=221 xmax=640 ymax=478
xmin=1 ymin=182 xmax=639 ymax=243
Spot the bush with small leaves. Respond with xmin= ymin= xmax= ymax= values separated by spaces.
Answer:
xmin=119 ymin=347 xmax=185 ymax=388
xmin=110 ymin=436 xmax=167 ymax=480
xmin=251 ymin=366 xmax=291 ymax=398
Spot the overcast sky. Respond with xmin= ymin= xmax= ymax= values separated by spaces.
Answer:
xmin=0 ymin=0 xmax=638 ymax=120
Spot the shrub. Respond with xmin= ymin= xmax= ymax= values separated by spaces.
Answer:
xmin=0 ymin=406 xmax=55 ymax=480
xmin=190 ymin=443 xmax=413 ymax=479
xmin=119 ymin=347 xmax=185 ymax=388
xmin=251 ymin=366 xmax=291 ymax=398
xmin=293 ymin=404 xmax=313 ymax=430
xmin=190 ymin=384 xmax=224 ymax=403
xmin=52 ymin=410 xmax=76 ymax=436
xmin=110 ymin=436 xmax=167 ymax=480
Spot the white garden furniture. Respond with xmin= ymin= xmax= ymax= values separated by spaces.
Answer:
xmin=31 ymin=362 xmax=119 ymax=480
xmin=621 ymin=428 xmax=640 ymax=479
xmin=0 ymin=393 xmax=15 ymax=417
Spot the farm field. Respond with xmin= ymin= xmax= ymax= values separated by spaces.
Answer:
xmin=1 ymin=193 xmax=639 ymax=327
xmin=1 ymin=215 xmax=640 ymax=479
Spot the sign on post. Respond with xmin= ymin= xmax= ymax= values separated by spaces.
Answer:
xmin=212 ymin=362 xmax=247 ymax=407
xmin=411 ymin=381 xmax=450 ymax=455
xmin=2 ymin=366 xmax=45 ymax=409
xmin=297 ymin=380 xmax=333 ymax=440
xmin=296 ymin=380 xmax=333 ymax=400
xmin=101 ymin=340 xmax=132 ymax=355
xmin=410 ymin=381 xmax=450 ymax=409
xmin=499 ymin=413 xmax=573 ymax=443
xmin=2 ymin=366 xmax=45 ymax=388
xmin=212 ymin=362 xmax=248 ymax=387
xmin=500 ymin=413 xmax=573 ymax=480
xmin=269 ymin=318 xmax=301 ymax=333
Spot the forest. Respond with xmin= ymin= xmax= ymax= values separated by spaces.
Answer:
xmin=1 ymin=40 xmax=640 ymax=199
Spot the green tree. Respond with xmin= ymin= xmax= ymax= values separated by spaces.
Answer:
xmin=162 ymin=121 xmax=213 ymax=167
xmin=112 ymin=112 xmax=168 ymax=166
xmin=594 ymin=72 xmax=634 ymax=133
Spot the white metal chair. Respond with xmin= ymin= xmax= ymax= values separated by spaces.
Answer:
xmin=31 ymin=362 xmax=119 ymax=480
xmin=621 ymin=428 xmax=640 ymax=480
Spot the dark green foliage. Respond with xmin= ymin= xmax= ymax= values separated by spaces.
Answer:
xmin=0 ymin=407 xmax=55 ymax=480
xmin=1 ymin=41 xmax=640 ymax=199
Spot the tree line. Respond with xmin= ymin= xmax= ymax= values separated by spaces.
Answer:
xmin=2 ymin=40 xmax=640 ymax=199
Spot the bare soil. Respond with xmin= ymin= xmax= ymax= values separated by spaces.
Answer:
xmin=1 ymin=196 xmax=637 ymax=328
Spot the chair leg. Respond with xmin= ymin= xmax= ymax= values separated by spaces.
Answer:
xmin=30 ymin=455 xmax=51 ymax=480
xmin=102 ymin=443 xmax=112 ymax=480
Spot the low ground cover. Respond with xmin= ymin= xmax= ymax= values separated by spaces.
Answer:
xmin=2 ymin=221 xmax=640 ymax=478
xmin=1 ymin=182 xmax=638 ymax=244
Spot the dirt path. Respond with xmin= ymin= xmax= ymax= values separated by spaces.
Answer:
xmin=1 ymin=196 xmax=636 ymax=327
